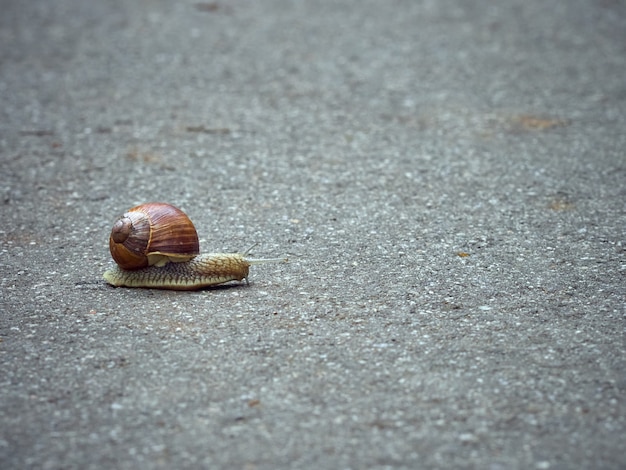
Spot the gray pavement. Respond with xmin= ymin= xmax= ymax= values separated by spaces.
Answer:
xmin=1 ymin=0 xmax=625 ymax=468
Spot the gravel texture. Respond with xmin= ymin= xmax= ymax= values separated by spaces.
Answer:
xmin=1 ymin=1 xmax=625 ymax=469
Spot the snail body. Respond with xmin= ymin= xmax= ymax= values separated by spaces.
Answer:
xmin=103 ymin=202 xmax=286 ymax=290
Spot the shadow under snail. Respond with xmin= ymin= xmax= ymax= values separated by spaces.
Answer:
xmin=103 ymin=202 xmax=287 ymax=290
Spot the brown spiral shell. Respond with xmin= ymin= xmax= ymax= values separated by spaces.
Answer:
xmin=109 ymin=202 xmax=200 ymax=270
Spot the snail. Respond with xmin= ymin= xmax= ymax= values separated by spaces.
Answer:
xmin=103 ymin=202 xmax=286 ymax=290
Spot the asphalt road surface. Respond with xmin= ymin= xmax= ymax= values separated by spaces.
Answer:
xmin=1 ymin=1 xmax=625 ymax=469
